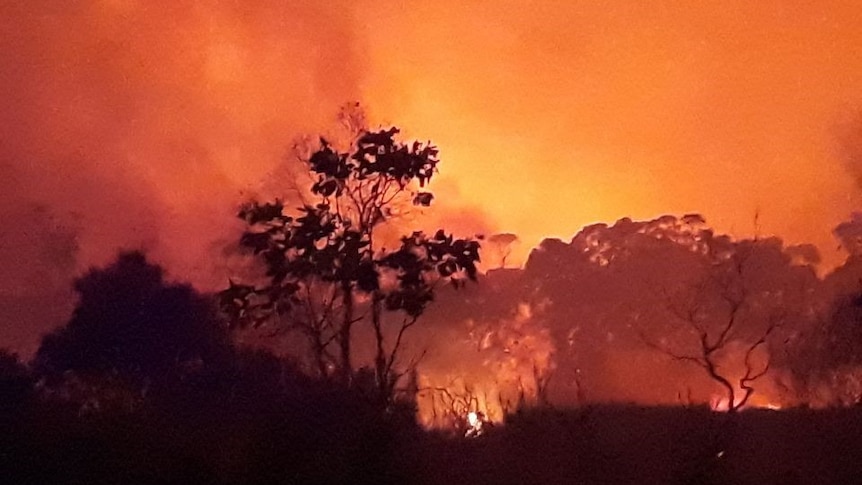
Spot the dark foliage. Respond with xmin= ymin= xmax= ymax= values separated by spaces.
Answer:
xmin=821 ymin=292 xmax=862 ymax=369
xmin=219 ymin=125 xmax=479 ymax=402
xmin=33 ymin=251 xmax=233 ymax=391
xmin=3 ymin=252 xmax=862 ymax=484
xmin=3 ymin=347 xmax=416 ymax=485
xmin=7 ymin=369 xmax=862 ymax=485
xmin=0 ymin=349 xmax=32 ymax=414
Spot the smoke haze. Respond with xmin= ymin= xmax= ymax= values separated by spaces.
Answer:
xmin=4 ymin=1 xmax=862 ymax=357
xmin=0 ymin=0 xmax=369 ymax=352
xmin=359 ymin=1 xmax=862 ymax=266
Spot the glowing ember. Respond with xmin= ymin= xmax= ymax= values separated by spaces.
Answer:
xmin=709 ymin=394 xmax=742 ymax=412
xmin=709 ymin=394 xmax=783 ymax=412
xmin=465 ymin=411 xmax=488 ymax=438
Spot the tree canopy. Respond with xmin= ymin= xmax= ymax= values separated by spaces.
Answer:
xmin=219 ymin=123 xmax=480 ymax=403
xmin=34 ymin=251 xmax=232 ymax=391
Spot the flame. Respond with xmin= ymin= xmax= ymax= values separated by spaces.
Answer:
xmin=414 ymin=300 xmax=554 ymax=429
xmin=708 ymin=394 xmax=744 ymax=412
xmin=708 ymin=387 xmax=784 ymax=412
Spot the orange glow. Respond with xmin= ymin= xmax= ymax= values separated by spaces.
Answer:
xmin=710 ymin=394 xmax=783 ymax=412
xmin=359 ymin=1 xmax=862 ymax=268
xmin=5 ymin=2 xmax=862 ymax=278
xmin=3 ymin=2 xmax=862 ymax=401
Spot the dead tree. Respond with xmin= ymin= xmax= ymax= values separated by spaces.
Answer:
xmin=642 ymin=248 xmax=782 ymax=412
xmin=419 ymin=379 xmax=482 ymax=429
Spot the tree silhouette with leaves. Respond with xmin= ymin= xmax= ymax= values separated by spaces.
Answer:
xmin=0 ymin=350 xmax=32 ymax=415
xmin=220 ymin=123 xmax=479 ymax=404
xmin=34 ymin=251 xmax=233 ymax=406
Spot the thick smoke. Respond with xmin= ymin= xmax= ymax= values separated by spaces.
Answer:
xmin=0 ymin=0 xmax=367 ymax=353
xmin=359 ymin=1 xmax=862 ymax=268
xmin=837 ymin=110 xmax=862 ymax=192
xmin=5 ymin=2 xmax=862 ymax=412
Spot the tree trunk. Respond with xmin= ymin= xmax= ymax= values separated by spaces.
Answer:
xmin=339 ymin=283 xmax=353 ymax=385
xmin=371 ymin=294 xmax=389 ymax=403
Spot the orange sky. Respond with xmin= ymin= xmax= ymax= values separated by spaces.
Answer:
xmin=359 ymin=1 xmax=862 ymax=267
xmin=3 ymin=1 xmax=862 ymax=350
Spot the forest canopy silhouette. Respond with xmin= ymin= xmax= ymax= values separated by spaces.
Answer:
xmin=4 ymin=2 xmax=862 ymax=481
xmin=3 ymin=113 xmax=862 ymax=482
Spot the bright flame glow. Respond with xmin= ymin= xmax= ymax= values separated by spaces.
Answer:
xmin=709 ymin=394 xmax=783 ymax=412
xmin=467 ymin=411 xmax=479 ymax=428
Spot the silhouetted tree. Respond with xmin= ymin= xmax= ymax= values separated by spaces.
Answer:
xmin=773 ymin=218 xmax=862 ymax=404
xmin=523 ymin=215 xmax=722 ymax=405
xmin=642 ymin=238 xmax=807 ymax=411
xmin=520 ymin=215 xmax=815 ymax=408
xmin=34 ymin=251 xmax=232 ymax=402
xmin=784 ymin=288 xmax=862 ymax=405
xmin=0 ymin=349 xmax=32 ymax=415
xmin=220 ymin=122 xmax=479 ymax=404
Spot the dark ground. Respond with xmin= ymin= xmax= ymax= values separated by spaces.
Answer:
xmin=4 ymin=392 xmax=862 ymax=485
xmin=405 ymin=406 xmax=862 ymax=485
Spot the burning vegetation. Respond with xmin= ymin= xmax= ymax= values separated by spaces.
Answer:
xmin=215 ymin=141 xmax=862 ymax=425
xmin=4 ymin=116 xmax=862 ymax=483
xmin=6 ymin=1 xmax=862 ymax=482
xmin=216 ymin=130 xmax=862 ymax=428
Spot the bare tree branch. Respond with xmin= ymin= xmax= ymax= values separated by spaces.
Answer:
xmin=640 ymin=246 xmax=781 ymax=412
